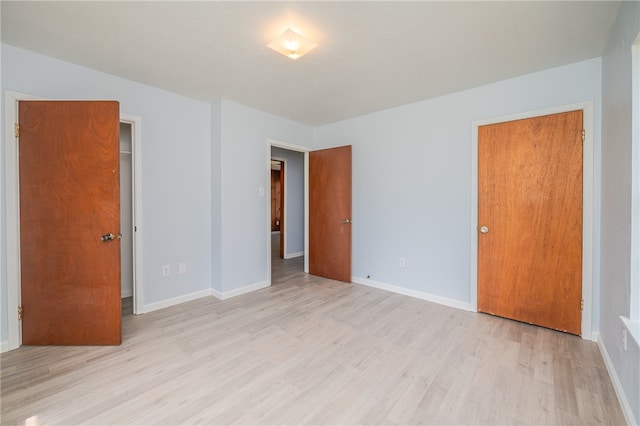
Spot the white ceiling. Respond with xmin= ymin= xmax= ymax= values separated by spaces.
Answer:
xmin=1 ymin=1 xmax=620 ymax=126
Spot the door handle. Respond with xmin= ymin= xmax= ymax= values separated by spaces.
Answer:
xmin=343 ymin=219 xmax=352 ymax=224
xmin=101 ymin=233 xmax=115 ymax=242
xmin=479 ymin=226 xmax=489 ymax=234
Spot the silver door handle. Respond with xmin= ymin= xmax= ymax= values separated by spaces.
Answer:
xmin=101 ymin=233 xmax=115 ymax=242
xmin=343 ymin=219 xmax=352 ymax=224
xmin=479 ymin=226 xmax=489 ymax=234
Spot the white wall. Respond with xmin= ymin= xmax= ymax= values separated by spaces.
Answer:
xmin=271 ymin=147 xmax=305 ymax=257
xmin=600 ymin=1 xmax=640 ymax=423
xmin=314 ymin=58 xmax=602 ymax=313
xmin=1 ymin=44 xmax=213 ymax=341
xmin=218 ymin=100 xmax=313 ymax=293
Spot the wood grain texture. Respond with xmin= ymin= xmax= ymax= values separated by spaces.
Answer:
xmin=309 ymin=145 xmax=352 ymax=282
xmin=478 ymin=110 xmax=583 ymax=335
xmin=1 ymin=264 xmax=625 ymax=425
xmin=19 ymin=100 xmax=121 ymax=345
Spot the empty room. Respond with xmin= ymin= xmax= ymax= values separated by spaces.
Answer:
xmin=1 ymin=1 xmax=639 ymax=425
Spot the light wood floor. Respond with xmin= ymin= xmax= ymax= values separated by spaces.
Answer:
xmin=1 ymin=240 xmax=625 ymax=425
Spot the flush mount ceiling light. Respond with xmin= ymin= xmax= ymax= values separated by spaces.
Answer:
xmin=267 ymin=28 xmax=317 ymax=60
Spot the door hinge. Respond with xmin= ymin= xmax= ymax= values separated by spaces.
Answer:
xmin=14 ymin=123 xmax=20 ymax=138
xmin=580 ymin=298 xmax=584 ymax=312
xmin=581 ymin=129 xmax=585 ymax=142
xmin=18 ymin=305 xmax=23 ymax=320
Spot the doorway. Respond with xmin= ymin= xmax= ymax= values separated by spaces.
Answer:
xmin=271 ymin=159 xmax=284 ymax=259
xmin=470 ymin=102 xmax=596 ymax=339
xmin=3 ymin=92 xmax=144 ymax=350
xmin=477 ymin=110 xmax=583 ymax=335
xmin=270 ymin=147 xmax=305 ymax=284
xmin=120 ymin=123 xmax=134 ymax=315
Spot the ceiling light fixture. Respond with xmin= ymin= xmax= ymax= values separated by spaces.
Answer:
xmin=267 ymin=28 xmax=317 ymax=60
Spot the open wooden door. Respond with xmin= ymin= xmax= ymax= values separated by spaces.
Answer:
xmin=19 ymin=100 xmax=122 ymax=345
xmin=309 ymin=145 xmax=352 ymax=282
xmin=478 ymin=110 xmax=583 ymax=335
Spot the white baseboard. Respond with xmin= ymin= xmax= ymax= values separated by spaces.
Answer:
xmin=285 ymin=251 xmax=304 ymax=259
xmin=352 ymin=276 xmax=473 ymax=312
xmin=143 ymin=288 xmax=213 ymax=313
xmin=213 ymin=281 xmax=270 ymax=300
xmin=596 ymin=333 xmax=637 ymax=426
xmin=1 ymin=340 xmax=9 ymax=353
xmin=121 ymin=288 xmax=133 ymax=298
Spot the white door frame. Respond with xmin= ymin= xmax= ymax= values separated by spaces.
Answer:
xmin=3 ymin=91 xmax=144 ymax=351
xmin=120 ymin=114 xmax=144 ymax=316
xmin=470 ymin=101 xmax=596 ymax=340
xmin=266 ymin=139 xmax=310 ymax=286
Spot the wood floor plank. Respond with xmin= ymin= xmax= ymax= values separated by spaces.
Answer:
xmin=0 ymin=238 xmax=626 ymax=425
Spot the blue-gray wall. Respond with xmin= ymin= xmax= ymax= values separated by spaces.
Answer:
xmin=218 ymin=100 xmax=313 ymax=292
xmin=1 ymin=44 xmax=213 ymax=320
xmin=2 ymin=20 xmax=638 ymax=420
xmin=601 ymin=1 xmax=640 ymax=422
xmin=314 ymin=58 xmax=602 ymax=309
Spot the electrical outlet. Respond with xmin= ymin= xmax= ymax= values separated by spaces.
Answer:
xmin=179 ymin=262 xmax=187 ymax=274
xmin=399 ymin=257 xmax=406 ymax=267
xmin=622 ymin=327 xmax=628 ymax=351
xmin=162 ymin=264 xmax=170 ymax=276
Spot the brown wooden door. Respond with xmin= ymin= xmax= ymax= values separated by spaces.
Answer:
xmin=309 ymin=145 xmax=352 ymax=282
xmin=279 ymin=163 xmax=285 ymax=259
xmin=478 ymin=110 xmax=583 ymax=335
xmin=19 ymin=100 xmax=122 ymax=345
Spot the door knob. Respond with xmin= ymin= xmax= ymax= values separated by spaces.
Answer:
xmin=343 ymin=219 xmax=352 ymax=224
xmin=479 ymin=226 xmax=489 ymax=234
xmin=101 ymin=233 xmax=115 ymax=242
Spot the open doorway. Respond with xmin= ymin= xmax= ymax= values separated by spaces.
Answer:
xmin=120 ymin=123 xmax=134 ymax=316
xmin=271 ymin=159 xmax=284 ymax=259
xmin=268 ymin=143 xmax=307 ymax=285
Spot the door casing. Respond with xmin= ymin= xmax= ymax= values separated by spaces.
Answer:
xmin=471 ymin=101 xmax=596 ymax=340
xmin=3 ymin=91 xmax=144 ymax=351
xmin=267 ymin=140 xmax=310 ymax=285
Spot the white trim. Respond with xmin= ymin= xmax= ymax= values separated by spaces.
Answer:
xmin=120 ymin=114 xmax=144 ymax=315
xmin=304 ymin=152 xmax=309 ymax=274
xmin=213 ymin=281 xmax=270 ymax=300
xmin=352 ymin=276 xmax=473 ymax=312
xmin=0 ymin=341 xmax=9 ymax=353
xmin=266 ymin=139 xmax=311 ymax=287
xmin=621 ymin=316 xmax=640 ymax=349
xmin=3 ymin=93 xmax=145 ymax=353
xmin=4 ymin=91 xmax=39 ymax=352
xmin=121 ymin=288 xmax=133 ymax=298
xmin=470 ymin=102 xmax=596 ymax=340
xmin=630 ymin=37 xmax=640 ymax=322
xmin=597 ymin=333 xmax=638 ymax=426
xmin=285 ymin=251 xmax=304 ymax=259
xmin=143 ymin=289 xmax=213 ymax=313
